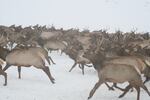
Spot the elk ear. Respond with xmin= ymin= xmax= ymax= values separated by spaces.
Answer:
xmin=145 ymin=60 xmax=150 ymax=67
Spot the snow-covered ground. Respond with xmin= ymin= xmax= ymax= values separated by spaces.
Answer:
xmin=0 ymin=52 xmax=150 ymax=100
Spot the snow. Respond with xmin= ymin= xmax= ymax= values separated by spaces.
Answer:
xmin=0 ymin=52 xmax=150 ymax=100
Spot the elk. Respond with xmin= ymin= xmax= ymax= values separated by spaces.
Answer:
xmin=39 ymin=30 xmax=64 ymax=51
xmin=103 ymin=55 xmax=150 ymax=91
xmin=2 ymin=46 xmax=55 ymax=84
xmin=37 ymin=38 xmax=67 ymax=64
xmin=0 ymin=58 xmax=7 ymax=86
xmin=43 ymin=40 xmax=67 ymax=54
xmin=40 ymin=31 xmax=62 ymax=40
xmin=64 ymin=45 xmax=92 ymax=75
xmin=84 ymin=50 xmax=150 ymax=100
xmin=38 ymin=40 xmax=65 ymax=64
xmin=0 ymin=45 xmax=54 ymax=76
xmin=69 ymin=50 xmax=92 ymax=75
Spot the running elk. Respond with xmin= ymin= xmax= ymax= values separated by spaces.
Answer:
xmin=3 ymin=46 xmax=55 ymax=84
xmin=86 ymin=51 xmax=150 ymax=100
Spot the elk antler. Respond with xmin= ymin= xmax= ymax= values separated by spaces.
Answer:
xmin=95 ymin=35 xmax=105 ymax=53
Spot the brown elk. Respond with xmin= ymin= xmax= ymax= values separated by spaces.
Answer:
xmin=43 ymin=40 xmax=67 ymax=54
xmin=3 ymin=46 xmax=55 ymax=84
xmin=69 ymin=50 xmax=92 ymax=75
xmin=103 ymin=55 xmax=150 ymax=91
xmin=64 ymin=44 xmax=92 ymax=75
xmin=84 ymin=50 xmax=150 ymax=100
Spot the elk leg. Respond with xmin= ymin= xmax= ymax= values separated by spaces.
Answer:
xmin=42 ymin=66 xmax=55 ymax=84
xmin=141 ymin=84 xmax=150 ymax=96
xmin=3 ymin=64 xmax=11 ymax=71
xmin=143 ymin=77 xmax=150 ymax=84
xmin=0 ymin=65 xmax=2 ymax=70
xmin=130 ymin=88 xmax=134 ymax=92
xmin=4 ymin=72 xmax=7 ymax=86
xmin=18 ymin=66 xmax=21 ymax=79
xmin=45 ymin=56 xmax=51 ymax=65
xmin=78 ymin=64 xmax=82 ymax=69
xmin=60 ymin=50 xmax=63 ymax=55
xmin=81 ymin=64 xmax=84 ymax=75
xmin=0 ymin=69 xmax=7 ymax=86
xmin=88 ymin=79 xmax=104 ymax=99
xmin=48 ymin=56 xmax=55 ymax=64
xmin=49 ymin=50 xmax=52 ymax=53
xmin=119 ymin=85 xmax=132 ymax=98
xmin=69 ymin=62 xmax=77 ymax=72
xmin=113 ymin=83 xmax=126 ymax=91
xmin=105 ymin=83 xmax=114 ymax=90
xmin=135 ymin=87 xmax=140 ymax=100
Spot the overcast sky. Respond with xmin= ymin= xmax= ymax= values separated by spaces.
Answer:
xmin=0 ymin=0 xmax=150 ymax=32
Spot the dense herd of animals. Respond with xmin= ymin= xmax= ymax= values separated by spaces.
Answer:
xmin=0 ymin=25 xmax=150 ymax=100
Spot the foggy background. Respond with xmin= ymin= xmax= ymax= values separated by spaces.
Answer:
xmin=0 ymin=0 xmax=150 ymax=32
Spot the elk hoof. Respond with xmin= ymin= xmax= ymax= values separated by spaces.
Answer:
xmin=69 ymin=70 xmax=72 ymax=72
xmin=51 ymin=80 xmax=55 ymax=84
xmin=130 ymin=88 xmax=134 ymax=92
xmin=88 ymin=96 xmax=91 ymax=100
xmin=51 ymin=78 xmax=55 ymax=84
xmin=3 ymin=83 xmax=7 ymax=86
xmin=118 ymin=94 xmax=123 ymax=98
xmin=51 ymin=77 xmax=55 ymax=81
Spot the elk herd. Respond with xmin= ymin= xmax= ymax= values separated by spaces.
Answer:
xmin=0 ymin=25 xmax=150 ymax=100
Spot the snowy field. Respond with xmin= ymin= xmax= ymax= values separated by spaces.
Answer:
xmin=0 ymin=52 xmax=150 ymax=100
